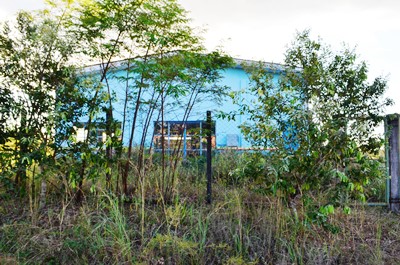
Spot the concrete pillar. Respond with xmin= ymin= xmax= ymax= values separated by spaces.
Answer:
xmin=386 ymin=114 xmax=400 ymax=212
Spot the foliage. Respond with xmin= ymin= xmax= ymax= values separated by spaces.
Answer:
xmin=231 ymin=31 xmax=391 ymax=212
xmin=0 ymin=0 xmax=233 ymax=201
xmin=67 ymin=0 xmax=233 ymax=199
xmin=0 ymin=86 xmax=13 ymax=144
xmin=213 ymin=151 xmax=266 ymax=186
xmin=0 ymin=4 xmax=79 ymax=194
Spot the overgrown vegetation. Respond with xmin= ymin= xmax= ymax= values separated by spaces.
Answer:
xmin=0 ymin=155 xmax=397 ymax=264
xmin=229 ymin=31 xmax=392 ymax=220
xmin=0 ymin=0 xmax=233 ymax=203
xmin=0 ymin=0 xmax=394 ymax=264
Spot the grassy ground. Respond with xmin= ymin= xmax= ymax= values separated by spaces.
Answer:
xmin=0 ymin=173 xmax=399 ymax=265
xmin=0 ymin=151 xmax=395 ymax=264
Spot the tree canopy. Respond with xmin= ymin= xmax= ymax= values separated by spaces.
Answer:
xmin=233 ymin=31 xmax=392 ymax=213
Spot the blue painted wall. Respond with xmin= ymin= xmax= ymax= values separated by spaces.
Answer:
xmin=84 ymin=60 xmax=282 ymax=149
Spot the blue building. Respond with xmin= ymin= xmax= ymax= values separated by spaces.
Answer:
xmin=76 ymin=58 xmax=284 ymax=154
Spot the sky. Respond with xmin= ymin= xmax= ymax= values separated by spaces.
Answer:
xmin=1 ymin=0 xmax=400 ymax=114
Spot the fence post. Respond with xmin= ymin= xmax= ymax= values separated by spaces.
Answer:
xmin=386 ymin=114 xmax=400 ymax=212
xmin=199 ymin=122 xmax=203 ymax=156
xmin=183 ymin=124 xmax=187 ymax=160
xmin=206 ymin=111 xmax=212 ymax=204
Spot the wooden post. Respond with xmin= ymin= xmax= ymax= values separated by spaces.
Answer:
xmin=206 ymin=111 xmax=212 ymax=204
xmin=387 ymin=114 xmax=400 ymax=212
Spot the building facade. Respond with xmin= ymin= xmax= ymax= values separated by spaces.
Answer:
xmin=76 ymin=58 xmax=284 ymax=154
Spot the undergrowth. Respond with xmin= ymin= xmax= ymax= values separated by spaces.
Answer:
xmin=0 ymin=153 xmax=396 ymax=265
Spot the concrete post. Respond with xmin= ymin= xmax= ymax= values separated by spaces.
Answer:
xmin=386 ymin=114 xmax=400 ymax=212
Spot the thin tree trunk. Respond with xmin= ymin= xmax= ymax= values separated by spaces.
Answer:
xmin=116 ymin=60 xmax=131 ymax=194
xmin=122 ymin=45 xmax=151 ymax=196
xmin=161 ymin=84 xmax=165 ymax=197
xmin=39 ymin=177 xmax=47 ymax=210
xmin=104 ymin=73 xmax=114 ymax=191
xmin=121 ymin=60 xmax=131 ymax=145
xmin=138 ymin=89 xmax=162 ymax=172
xmin=76 ymin=31 xmax=123 ymax=203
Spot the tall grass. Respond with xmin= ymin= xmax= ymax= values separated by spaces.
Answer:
xmin=0 ymin=152 xmax=398 ymax=264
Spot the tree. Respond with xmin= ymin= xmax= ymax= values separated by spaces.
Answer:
xmin=137 ymin=51 xmax=233 ymax=200
xmin=45 ymin=0 xmax=232 ymax=201
xmin=234 ymin=31 xmax=392 ymax=213
xmin=0 ymin=0 xmax=233 ymax=204
xmin=0 ymin=3 xmax=78 ymax=198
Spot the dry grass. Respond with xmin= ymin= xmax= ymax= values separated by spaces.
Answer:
xmin=0 ymin=153 xmax=398 ymax=264
xmin=1 ymin=178 xmax=399 ymax=265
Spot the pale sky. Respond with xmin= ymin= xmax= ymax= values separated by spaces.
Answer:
xmin=1 ymin=0 xmax=400 ymax=114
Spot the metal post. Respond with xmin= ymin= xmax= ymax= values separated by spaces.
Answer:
xmin=387 ymin=114 xmax=400 ymax=212
xmin=199 ymin=121 xmax=203 ymax=156
xmin=167 ymin=122 xmax=170 ymax=155
xmin=183 ymin=124 xmax=187 ymax=160
xmin=206 ymin=111 xmax=212 ymax=204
